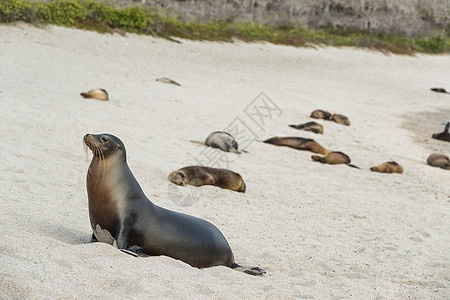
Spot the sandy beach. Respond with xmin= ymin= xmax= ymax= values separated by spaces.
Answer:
xmin=0 ymin=23 xmax=449 ymax=299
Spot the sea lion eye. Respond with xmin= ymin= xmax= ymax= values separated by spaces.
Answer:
xmin=101 ymin=136 xmax=109 ymax=143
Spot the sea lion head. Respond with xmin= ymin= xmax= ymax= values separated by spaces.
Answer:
xmin=168 ymin=171 xmax=187 ymax=186
xmin=84 ymin=133 xmax=126 ymax=159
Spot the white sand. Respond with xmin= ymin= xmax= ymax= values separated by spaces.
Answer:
xmin=0 ymin=23 xmax=449 ymax=299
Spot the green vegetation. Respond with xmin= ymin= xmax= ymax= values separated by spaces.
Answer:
xmin=1 ymin=0 xmax=449 ymax=54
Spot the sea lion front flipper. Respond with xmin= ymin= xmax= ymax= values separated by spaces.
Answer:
xmin=93 ymin=224 xmax=118 ymax=248
xmin=120 ymin=245 xmax=146 ymax=257
xmin=231 ymin=263 xmax=266 ymax=276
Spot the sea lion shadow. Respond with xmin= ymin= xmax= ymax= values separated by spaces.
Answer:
xmin=43 ymin=224 xmax=90 ymax=245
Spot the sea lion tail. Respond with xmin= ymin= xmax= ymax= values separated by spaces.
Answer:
xmin=231 ymin=263 xmax=266 ymax=276
xmin=347 ymin=164 xmax=360 ymax=169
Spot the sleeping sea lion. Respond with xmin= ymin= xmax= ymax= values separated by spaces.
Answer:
xmin=311 ymin=151 xmax=360 ymax=168
xmin=263 ymin=137 xmax=330 ymax=154
xmin=310 ymin=109 xmax=331 ymax=120
xmin=80 ymin=88 xmax=109 ymax=101
xmin=427 ymin=153 xmax=450 ymax=170
xmin=370 ymin=161 xmax=403 ymax=173
xmin=289 ymin=122 xmax=324 ymax=134
xmin=168 ymin=166 xmax=246 ymax=193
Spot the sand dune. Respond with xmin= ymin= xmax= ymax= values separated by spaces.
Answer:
xmin=0 ymin=23 xmax=449 ymax=299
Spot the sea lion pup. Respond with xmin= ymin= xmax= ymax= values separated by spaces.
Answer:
xmin=264 ymin=137 xmax=330 ymax=155
xmin=80 ymin=88 xmax=109 ymax=101
xmin=84 ymin=133 xmax=264 ymax=275
xmin=289 ymin=122 xmax=324 ymax=134
xmin=204 ymin=131 xmax=244 ymax=154
xmin=311 ymin=151 xmax=360 ymax=169
xmin=430 ymin=88 xmax=448 ymax=94
xmin=156 ymin=77 xmax=181 ymax=86
xmin=168 ymin=166 xmax=246 ymax=193
xmin=310 ymin=109 xmax=332 ymax=120
xmin=427 ymin=153 xmax=450 ymax=170
xmin=432 ymin=122 xmax=450 ymax=142
xmin=370 ymin=161 xmax=403 ymax=174
xmin=330 ymin=114 xmax=351 ymax=126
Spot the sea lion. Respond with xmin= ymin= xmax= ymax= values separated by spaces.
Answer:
xmin=330 ymin=114 xmax=351 ymax=126
xmin=156 ymin=77 xmax=181 ymax=86
xmin=84 ymin=133 xmax=264 ymax=275
xmin=204 ymin=131 xmax=244 ymax=154
xmin=310 ymin=109 xmax=331 ymax=120
xmin=168 ymin=166 xmax=246 ymax=193
xmin=289 ymin=122 xmax=324 ymax=134
xmin=430 ymin=88 xmax=449 ymax=94
xmin=431 ymin=122 xmax=450 ymax=142
xmin=311 ymin=151 xmax=360 ymax=169
xmin=264 ymin=137 xmax=330 ymax=155
xmin=427 ymin=153 xmax=450 ymax=170
xmin=80 ymin=88 xmax=109 ymax=101
xmin=370 ymin=161 xmax=403 ymax=174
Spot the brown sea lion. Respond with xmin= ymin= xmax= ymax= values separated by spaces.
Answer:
xmin=311 ymin=151 xmax=360 ymax=169
xmin=310 ymin=109 xmax=332 ymax=120
xmin=168 ymin=166 xmax=246 ymax=193
xmin=432 ymin=122 xmax=450 ymax=142
xmin=156 ymin=77 xmax=181 ymax=86
xmin=330 ymin=114 xmax=351 ymax=126
xmin=263 ymin=137 xmax=330 ymax=155
xmin=427 ymin=153 xmax=450 ymax=170
xmin=84 ymin=133 xmax=264 ymax=275
xmin=80 ymin=88 xmax=109 ymax=101
xmin=370 ymin=161 xmax=403 ymax=174
xmin=289 ymin=122 xmax=324 ymax=134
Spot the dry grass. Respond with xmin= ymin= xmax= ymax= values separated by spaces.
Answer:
xmin=73 ymin=0 xmax=450 ymax=36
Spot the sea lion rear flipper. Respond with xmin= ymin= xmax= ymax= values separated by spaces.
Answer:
xmin=347 ymin=164 xmax=360 ymax=169
xmin=231 ymin=263 xmax=266 ymax=276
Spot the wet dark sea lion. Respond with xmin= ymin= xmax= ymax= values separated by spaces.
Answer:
xmin=310 ymin=109 xmax=331 ymax=120
xmin=80 ymin=88 xmax=109 ymax=101
xmin=168 ymin=166 xmax=246 ymax=193
xmin=430 ymin=88 xmax=449 ymax=94
xmin=311 ymin=151 xmax=360 ymax=169
xmin=432 ymin=122 xmax=450 ymax=142
xmin=84 ymin=133 xmax=264 ymax=275
xmin=205 ymin=131 xmax=243 ymax=154
xmin=427 ymin=153 xmax=450 ymax=170
xmin=289 ymin=122 xmax=324 ymax=134
xmin=264 ymin=137 xmax=329 ymax=155
xmin=370 ymin=161 xmax=403 ymax=174
xmin=330 ymin=114 xmax=351 ymax=126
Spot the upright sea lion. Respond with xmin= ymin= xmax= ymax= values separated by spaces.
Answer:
xmin=80 ymin=88 xmax=109 ymax=101
xmin=370 ymin=161 xmax=403 ymax=174
xmin=84 ymin=133 xmax=264 ymax=275
xmin=156 ymin=77 xmax=181 ymax=86
xmin=330 ymin=114 xmax=351 ymax=126
xmin=264 ymin=137 xmax=330 ymax=155
xmin=204 ymin=131 xmax=244 ymax=154
xmin=168 ymin=166 xmax=246 ymax=193
xmin=310 ymin=109 xmax=331 ymax=120
xmin=427 ymin=153 xmax=450 ymax=170
xmin=432 ymin=122 xmax=450 ymax=142
xmin=311 ymin=151 xmax=360 ymax=169
xmin=289 ymin=122 xmax=324 ymax=134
